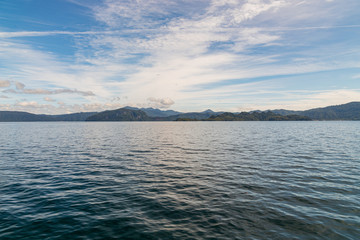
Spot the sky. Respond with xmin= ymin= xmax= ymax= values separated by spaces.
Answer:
xmin=0 ymin=0 xmax=360 ymax=114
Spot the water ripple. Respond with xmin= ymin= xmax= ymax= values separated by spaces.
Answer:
xmin=0 ymin=122 xmax=359 ymax=239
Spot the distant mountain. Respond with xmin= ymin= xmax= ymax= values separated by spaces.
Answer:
xmin=0 ymin=111 xmax=97 ymax=122
xmin=1 ymin=102 xmax=359 ymax=122
xmin=85 ymin=108 xmax=225 ymax=121
xmin=124 ymin=106 xmax=182 ymax=117
xmin=176 ymin=111 xmax=311 ymax=121
xmin=270 ymin=109 xmax=299 ymax=116
xmin=86 ymin=108 xmax=152 ymax=121
xmin=0 ymin=111 xmax=53 ymax=121
xmin=51 ymin=112 xmax=97 ymax=121
xmin=272 ymin=102 xmax=360 ymax=120
xmin=164 ymin=111 xmax=222 ymax=121
xmin=202 ymin=109 xmax=216 ymax=114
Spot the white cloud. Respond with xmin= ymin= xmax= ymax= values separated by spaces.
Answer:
xmin=147 ymin=97 xmax=175 ymax=109
xmin=0 ymin=101 xmax=118 ymax=114
xmin=0 ymin=39 xmax=111 ymax=99
xmin=15 ymin=82 xmax=25 ymax=90
xmin=80 ymin=0 xmax=352 ymax=103
xmin=282 ymin=89 xmax=360 ymax=111
xmin=0 ymin=80 xmax=11 ymax=88
xmin=79 ymin=0 xmax=291 ymax=105
xmin=44 ymin=97 xmax=56 ymax=102
xmin=305 ymin=89 xmax=360 ymax=106
xmin=23 ymin=88 xmax=95 ymax=96
xmin=3 ymin=87 xmax=95 ymax=96
xmin=93 ymin=0 xmax=207 ymax=28
xmin=1 ymin=0 xmax=359 ymax=113
xmin=229 ymin=89 xmax=360 ymax=111
xmin=0 ymin=31 xmax=116 ymax=38
xmin=15 ymin=101 xmax=42 ymax=108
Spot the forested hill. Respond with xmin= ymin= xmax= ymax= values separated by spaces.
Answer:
xmin=177 ymin=111 xmax=311 ymax=121
xmin=86 ymin=108 xmax=152 ymax=121
xmin=272 ymin=102 xmax=360 ymax=120
xmin=124 ymin=106 xmax=182 ymax=117
xmin=164 ymin=110 xmax=223 ymax=121
xmin=0 ymin=111 xmax=53 ymax=121
xmin=0 ymin=111 xmax=96 ymax=121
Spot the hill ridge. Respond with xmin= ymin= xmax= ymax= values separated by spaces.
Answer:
xmin=1 ymin=102 xmax=359 ymax=121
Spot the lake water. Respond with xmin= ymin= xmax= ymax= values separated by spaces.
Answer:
xmin=0 ymin=122 xmax=359 ymax=239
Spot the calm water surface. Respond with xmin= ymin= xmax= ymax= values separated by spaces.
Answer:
xmin=0 ymin=122 xmax=359 ymax=239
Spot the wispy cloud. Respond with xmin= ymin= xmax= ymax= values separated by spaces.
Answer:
xmin=0 ymin=80 xmax=11 ymax=88
xmin=0 ymin=39 xmax=109 ymax=98
xmin=17 ymin=88 xmax=95 ymax=96
xmin=0 ymin=30 xmax=161 ymax=38
xmin=147 ymin=97 xmax=175 ymax=109
xmin=15 ymin=82 xmax=25 ymax=90
xmin=0 ymin=0 xmax=359 ymax=113
xmin=0 ymin=31 xmax=90 ymax=38
xmin=75 ymin=0 xmax=360 ymax=110
xmin=264 ymin=89 xmax=360 ymax=111
xmin=2 ymin=81 xmax=95 ymax=96
xmin=44 ymin=97 xmax=56 ymax=102
xmin=0 ymin=101 xmax=125 ymax=114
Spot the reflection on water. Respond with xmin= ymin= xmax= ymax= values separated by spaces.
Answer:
xmin=0 ymin=122 xmax=359 ymax=239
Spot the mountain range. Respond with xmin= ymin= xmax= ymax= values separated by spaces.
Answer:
xmin=0 ymin=102 xmax=359 ymax=121
xmin=0 ymin=111 xmax=96 ymax=122
xmin=86 ymin=108 xmax=224 ymax=121
xmin=123 ymin=107 xmax=182 ymax=117
xmin=271 ymin=102 xmax=360 ymax=120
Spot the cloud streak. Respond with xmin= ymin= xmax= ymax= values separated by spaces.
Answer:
xmin=2 ymin=24 xmax=360 ymax=39
xmin=0 ymin=30 xmax=162 ymax=38
xmin=147 ymin=97 xmax=175 ymax=109
xmin=22 ymin=88 xmax=95 ymax=96
xmin=0 ymin=0 xmax=359 ymax=113
xmin=0 ymin=80 xmax=11 ymax=88
xmin=4 ymin=87 xmax=95 ymax=96
xmin=2 ymin=81 xmax=95 ymax=96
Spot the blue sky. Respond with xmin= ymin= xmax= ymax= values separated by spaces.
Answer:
xmin=1 ymin=0 xmax=360 ymax=114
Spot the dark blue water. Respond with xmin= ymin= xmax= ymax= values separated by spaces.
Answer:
xmin=0 ymin=122 xmax=359 ymax=239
